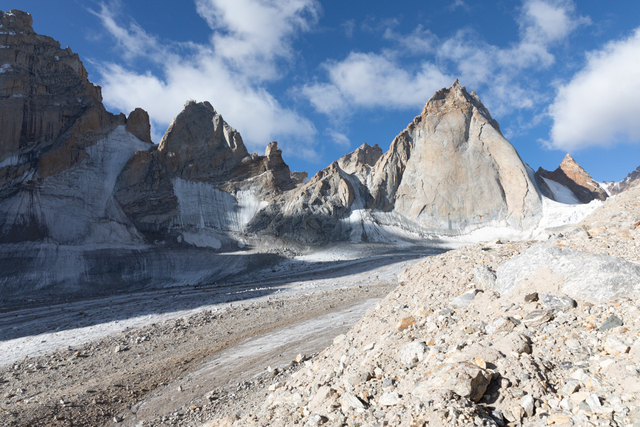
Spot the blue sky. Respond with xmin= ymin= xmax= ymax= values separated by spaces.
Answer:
xmin=10 ymin=0 xmax=640 ymax=182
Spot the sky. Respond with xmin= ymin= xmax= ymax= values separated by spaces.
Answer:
xmin=8 ymin=0 xmax=640 ymax=182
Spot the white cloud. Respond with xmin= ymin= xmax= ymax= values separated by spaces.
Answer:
xmin=301 ymin=0 xmax=587 ymax=122
xmin=547 ymin=28 xmax=640 ymax=151
xmin=92 ymin=0 xmax=319 ymax=157
xmin=300 ymin=52 xmax=452 ymax=117
xmin=328 ymin=130 xmax=350 ymax=147
xmin=342 ymin=19 xmax=356 ymax=38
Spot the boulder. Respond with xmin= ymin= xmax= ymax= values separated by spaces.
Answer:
xmin=496 ymin=245 xmax=640 ymax=302
xmin=413 ymin=362 xmax=492 ymax=402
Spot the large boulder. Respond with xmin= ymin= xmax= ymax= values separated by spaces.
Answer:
xmin=495 ymin=244 xmax=640 ymax=302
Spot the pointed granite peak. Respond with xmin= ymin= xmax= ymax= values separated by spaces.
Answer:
xmin=158 ymin=100 xmax=248 ymax=178
xmin=420 ymin=80 xmax=497 ymax=131
xmin=536 ymin=154 xmax=607 ymax=203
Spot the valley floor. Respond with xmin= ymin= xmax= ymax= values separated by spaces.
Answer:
xmin=0 ymin=245 xmax=440 ymax=427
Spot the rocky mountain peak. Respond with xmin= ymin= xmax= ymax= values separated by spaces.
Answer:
xmin=337 ymin=142 xmax=383 ymax=177
xmin=536 ymin=154 xmax=607 ymax=203
xmin=0 ymin=9 xmax=127 ymax=184
xmin=1 ymin=9 xmax=34 ymax=31
xmin=158 ymin=100 xmax=249 ymax=179
xmin=368 ymin=80 xmax=541 ymax=232
xmin=125 ymin=108 xmax=153 ymax=144
xmin=418 ymin=79 xmax=499 ymax=133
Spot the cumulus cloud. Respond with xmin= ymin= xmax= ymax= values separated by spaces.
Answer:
xmin=301 ymin=0 xmax=588 ymax=121
xmin=300 ymin=52 xmax=452 ymax=116
xmin=547 ymin=28 xmax=640 ymax=151
xmin=92 ymin=0 xmax=319 ymax=157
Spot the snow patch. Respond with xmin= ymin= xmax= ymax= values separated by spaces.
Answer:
xmin=542 ymin=177 xmax=580 ymax=204
xmin=181 ymin=230 xmax=222 ymax=249
xmin=0 ymin=64 xmax=11 ymax=73
xmin=171 ymin=179 xmax=265 ymax=232
xmin=0 ymin=155 xmax=21 ymax=169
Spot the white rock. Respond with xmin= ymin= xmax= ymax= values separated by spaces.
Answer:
xmin=379 ymin=392 xmax=402 ymax=406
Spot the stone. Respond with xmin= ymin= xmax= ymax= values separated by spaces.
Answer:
xmin=522 ymin=310 xmax=552 ymax=327
xmin=486 ymin=317 xmax=517 ymax=334
xmin=541 ymin=294 xmax=577 ymax=313
xmin=547 ymin=413 xmax=572 ymax=425
xmin=524 ymin=292 xmax=538 ymax=302
xmin=397 ymin=317 xmax=417 ymax=331
xmin=308 ymin=386 xmax=333 ymax=413
xmin=585 ymin=394 xmax=602 ymax=413
xmin=450 ymin=289 xmax=481 ymax=308
xmin=496 ymin=245 xmax=640 ymax=302
xmin=520 ymin=394 xmax=535 ymax=417
xmin=599 ymin=315 xmax=623 ymax=331
xmin=559 ymin=381 xmax=580 ymax=395
xmin=379 ymin=392 xmax=402 ymax=406
xmin=306 ymin=414 xmax=327 ymax=426
xmin=340 ymin=392 xmax=365 ymax=411
xmin=413 ymin=362 xmax=492 ymax=403
xmin=474 ymin=264 xmax=497 ymax=289
xmin=494 ymin=333 xmax=532 ymax=355
xmin=398 ymin=341 xmax=427 ymax=366
xmin=604 ymin=335 xmax=630 ymax=355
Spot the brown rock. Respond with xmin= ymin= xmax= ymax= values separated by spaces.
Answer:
xmin=536 ymin=154 xmax=608 ymax=203
xmin=126 ymin=108 xmax=153 ymax=144
xmin=0 ymin=9 xmax=123 ymax=183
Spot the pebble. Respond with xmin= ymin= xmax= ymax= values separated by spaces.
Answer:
xmin=598 ymin=315 xmax=623 ymax=331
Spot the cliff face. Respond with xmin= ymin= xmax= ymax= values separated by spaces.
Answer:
xmin=369 ymin=81 xmax=542 ymax=233
xmin=536 ymin=154 xmax=608 ymax=203
xmin=0 ymin=9 xmax=154 ymax=245
xmin=0 ymin=9 xmax=129 ymax=184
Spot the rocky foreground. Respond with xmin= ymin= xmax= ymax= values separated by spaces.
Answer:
xmin=205 ymin=188 xmax=640 ymax=427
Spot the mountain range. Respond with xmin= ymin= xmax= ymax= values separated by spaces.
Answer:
xmin=0 ymin=9 xmax=632 ymax=300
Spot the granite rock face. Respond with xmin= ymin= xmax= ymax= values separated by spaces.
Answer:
xmin=337 ymin=142 xmax=382 ymax=181
xmin=247 ymin=161 xmax=362 ymax=243
xmin=536 ymin=154 xmax=608 ymax=203
xmin=369 ymin=81 xmax=542 ymax=233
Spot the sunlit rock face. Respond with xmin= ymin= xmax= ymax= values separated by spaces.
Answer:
xmin=0 ymin=9 xmax=153 ymax=245
xmin=249 ymin=81 xmax=544 ymax=243
xmin=536 ymin=154 xmax=608 ymax=203
xmin=368 ymin=80 xmax=542 ymax=234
